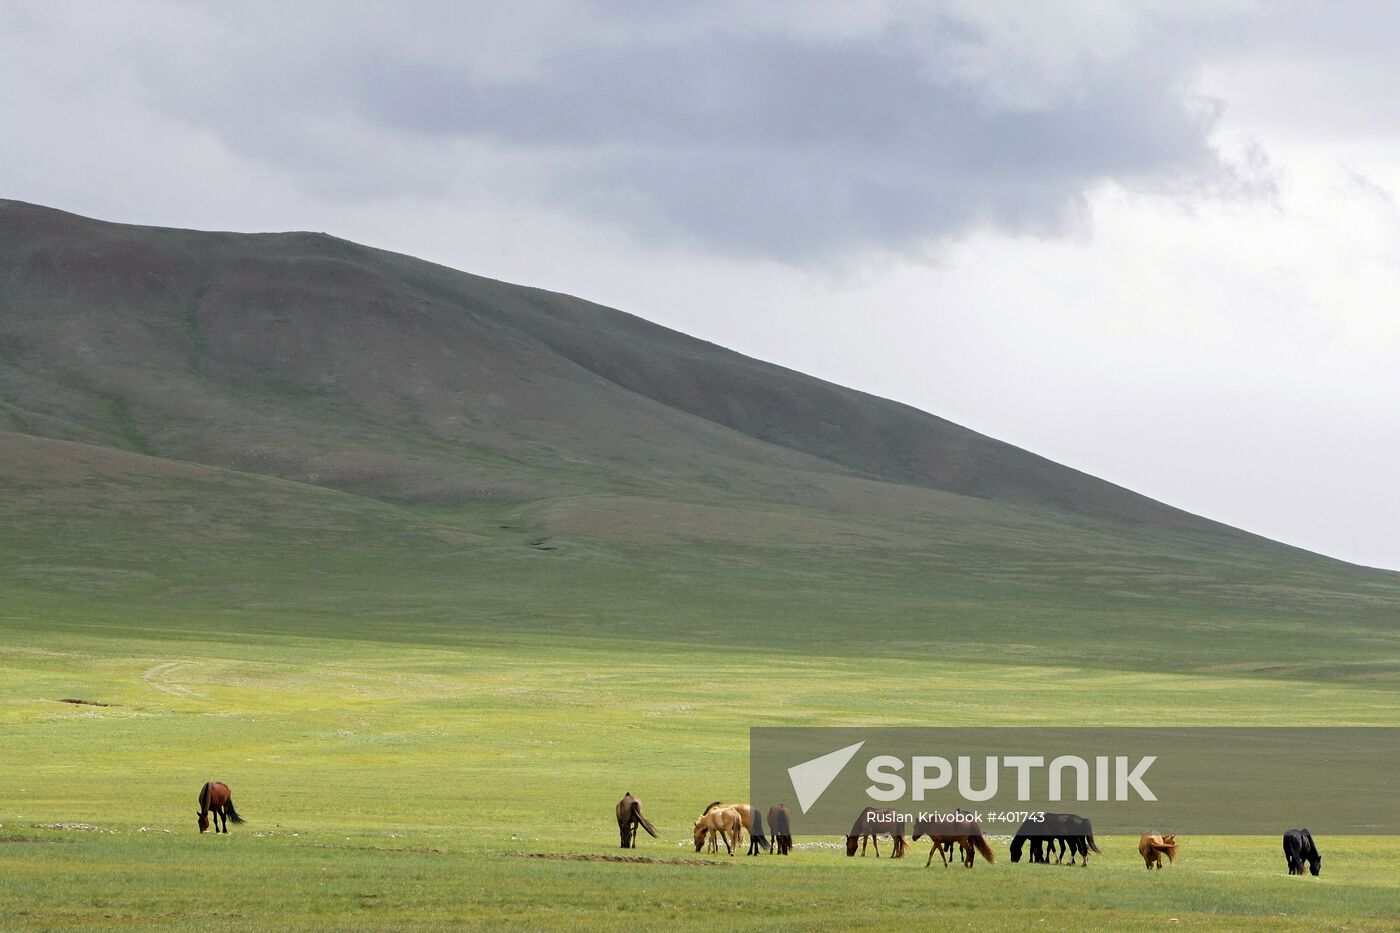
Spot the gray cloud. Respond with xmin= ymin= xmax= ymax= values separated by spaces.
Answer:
xmin=102 ymin=1 xmax=1238 ymax=260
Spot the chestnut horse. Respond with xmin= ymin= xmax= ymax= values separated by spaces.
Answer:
xmin=912 ymin=814 xmax=995 ymax=868
xmin=1138 ymin=833 xmax=1178 ymax=869
xmin=197 ymin=781 xmax=244 ymax=834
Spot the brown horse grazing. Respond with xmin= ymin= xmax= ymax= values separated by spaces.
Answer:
xmin=912 ymin=815 xmax=995 ymax=868
xmin=693 ymin=807 xmax=742 ymax=856
xmin=700 ymin=802 xmax=755 ymax=850
xmin=1138 ymin=833 xmax=1178 ymax=869
xmin=767 ymin=803 xmax=793 ymax=855
xmin=197 ymin=781 xmax=244 ymax=834
xmin=615 ymin=792 xmax=658 ymax=849
xmin=845 ymin=807 xmax=908 ymax=858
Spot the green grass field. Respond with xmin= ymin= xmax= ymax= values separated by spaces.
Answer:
xmin=4 ymin=570 xmax=1399 ymax=930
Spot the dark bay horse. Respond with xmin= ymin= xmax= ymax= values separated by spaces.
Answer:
xmin=1283 ymin=829 xmax=1321 ymax=876
xmin=197 ymin=781 xmax=243 ymax=834
xmin=846 ymin=807 xmax=908 ymax=858
xmin=616 ymin=792 xmax=658 ymax=848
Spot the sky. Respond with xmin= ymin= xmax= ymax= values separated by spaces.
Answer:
xmin=2 ymin=1 xmax=1398 ymax=569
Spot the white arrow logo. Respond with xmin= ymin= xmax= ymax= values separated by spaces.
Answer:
xmin=788 ymin=741 xmax=865 ymax=813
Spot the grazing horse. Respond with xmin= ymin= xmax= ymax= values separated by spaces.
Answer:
xmin=845 ymin=807 xmax=908 ymax=858
xmin=1283 ymin=829 xmax=1321 ymax=876
xmin=693 ymin=807 xmax=742 ymax=856
xmin=196 ymin=781 xmax=243 ymax=834
xmin=768 ymin=803 xmax=793 ymax=856
xmin=746 ymin=808 xmax=770 ymax=855
xmin=615 ymin=792 xmax=658 ymax=848
xmin=912 ymin=814 xmax=995 ymax=868
xmin=1138 ymin=833 xmax=1178 ymax=869
xmin=1010 ymin=813 xmax=1100 ymax=867
xmin=700 ymin=801 xmax=756 ymax=850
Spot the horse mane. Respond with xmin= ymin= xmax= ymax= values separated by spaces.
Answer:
xmin=702 ymin=801 xmax=724 ymax=814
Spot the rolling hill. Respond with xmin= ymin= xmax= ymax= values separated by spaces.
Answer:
xmin=2 ymin=197 xmax=1398 ymax=677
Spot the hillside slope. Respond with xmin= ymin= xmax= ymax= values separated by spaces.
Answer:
xmin=2 ymin=199 xmax=1224 ymax=530
xmin=3 ymin=199 xmax=1399 ymax=680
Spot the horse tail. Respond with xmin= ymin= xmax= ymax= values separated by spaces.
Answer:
xmin=631 ymin=800 xmax=657 ymax=837
xmin=974 ymin=834 xmax=995 ymax=864
xmin=771 ymin=807 xmax=791 ymax=837
xmin=225 ymin=796 xmax=245 ymax=824
xmin=1084 ymin=820 xmax=1101 ymax=854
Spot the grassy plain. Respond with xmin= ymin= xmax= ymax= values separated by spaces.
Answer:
xmin=3 ymin=515 xmax=1399 ymax=930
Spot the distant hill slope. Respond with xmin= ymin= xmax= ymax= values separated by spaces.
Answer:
xmin=2 ymin=198 xmax=1221 ymax=533
xmin=6 ymin=199 xmax=1400 ymax=677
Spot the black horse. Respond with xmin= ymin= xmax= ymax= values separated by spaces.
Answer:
xmin=768 ymin=803 xmax=793 ymax=855
xmin=1283 ymin=829 xmax=1321 ymax=876
xmin=747 ymin=808 xmax=769 ymax=855
xmin=1010 ymin=813 xmax=1100 ymax=866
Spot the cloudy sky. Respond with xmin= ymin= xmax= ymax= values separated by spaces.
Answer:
xmin=3 ymin=1 xmax=1398 ymax=569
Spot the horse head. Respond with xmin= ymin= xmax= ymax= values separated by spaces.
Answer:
xmin=844 ymin=834 xmax=860 ymax=856
xmin=197 ymin=811 xmax=209 ymax=833
xmin=692 ymin=820 xmax=707 ymax=852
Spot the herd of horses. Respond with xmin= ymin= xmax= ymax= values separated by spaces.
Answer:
xmin=190 ymin=780 xmax=1323 ymax=878
xmin=614 ymin=793 xmax=1324 ymax=876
